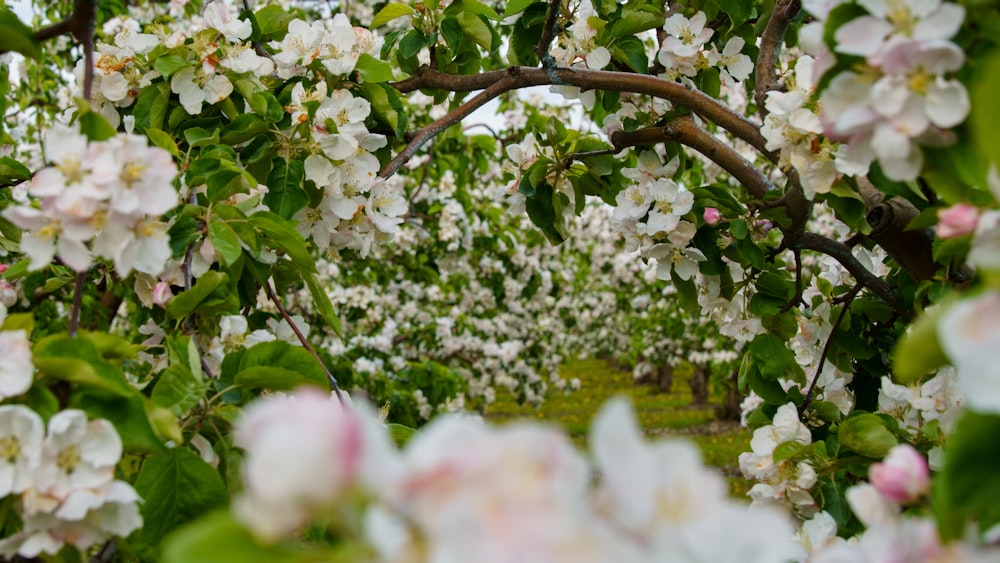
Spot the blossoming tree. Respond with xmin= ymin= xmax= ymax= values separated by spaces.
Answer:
xmin=1 ymin=0 xmax=1000 ymax=560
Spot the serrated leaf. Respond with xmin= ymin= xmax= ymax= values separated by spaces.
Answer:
xmin=166 ymin=271 xmax=229 ymax=319
xmin=134 ymin=448 xmax=228 ymax=559
xmin=263 ymin=159 xmax=308 ymax=219
xmin=0 ymin=10 xmax=40 ymax=59
xmin=235 ymin=341 xmax=328 ymax=390
xmin=146 ymin=128 xmax=179 ymax=157
xmin=208 ymin=219 xmax=242 ymax=267
xmin=305 ymin=272 xmax=343 ymax=337
xmin=371 ymin=3 xmax=416 ymax=28
xmin=354 ymin=53 xmax=395 ymax=82
xmin=839 ymin=413 xmax=898 ymax=458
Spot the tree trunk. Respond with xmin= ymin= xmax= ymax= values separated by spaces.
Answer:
xmin=715 ymin=367 xmax=743 ymax=421
xmin=656 ymin=363 xmax=673 ymax=393
xmin=689 ymin=364 xmax=709 ymax=406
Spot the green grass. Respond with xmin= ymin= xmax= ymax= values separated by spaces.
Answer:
xmin=486 ymin=358 xmax=753 ymax=497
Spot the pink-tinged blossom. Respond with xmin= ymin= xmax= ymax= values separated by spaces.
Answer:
xmin=936 ymin=203 xmax=979 ymax=238
xmin=202 ymin=0 xmax=251 ymax=42
xmin=869 ymin=444 xmax=930 ymax=503
xmin=233 ymin=389 xmax=391 ymax=542
xmin=937 ymin=291 xmax=1000 ymax=414
xmin=591 ymin=398 xmax=799 ymax=561
xmin=703 ymin=207 xmax=722 ymax=226
xmin=0 ymin=330 xmax=33 ymax=400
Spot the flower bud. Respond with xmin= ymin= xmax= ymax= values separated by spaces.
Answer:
xmin=703 ymin=207 xmax=722 ymax=226
xmin=869 ymin=444 xmax=929 ymax=504
xmin=151 ymin=281 xmax=172 ymax=307
xmin=936 ymin=203 xmax=979 ymax=239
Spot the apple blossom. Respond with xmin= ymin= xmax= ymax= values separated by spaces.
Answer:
xmin=0 ymin=406 xmax=44 ymax=497
xmin=936 ymin=203 xmax=979 ymax=239
xmin=0 ymin=330 xmax=33 ymax=400
xmin=869 ymin=444 xmax=930 ymax=503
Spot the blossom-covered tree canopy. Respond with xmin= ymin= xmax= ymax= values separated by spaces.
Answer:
xmin=0 ymin=0 xmax=999 ymax=560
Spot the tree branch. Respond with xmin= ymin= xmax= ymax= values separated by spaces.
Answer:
xmin=390 ymin=66 xmax=774 ymax=160
xmin=755 ymin=0 xmax=800 ymax=118
xmin=3 ymin=0 xmax=97 ymax=52
xmin=799 ymin=232 xmax=905 ymax=315
xmin=379 ymin=70 xmax=530 ymax=178
xmin=610 ymin=116 xmax=775 ymax=199
xmin=534 ymin=0 xmax=562 ymax=65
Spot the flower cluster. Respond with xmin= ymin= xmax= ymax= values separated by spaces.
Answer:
xmin=2 ymin=124 xmax=178 ymax=276
xmin=657 ymin=11 xmax=753 ymax=85
xmin=739 ymin=403 xmax=819 ymax=515
xmin=234 ymin=391 xmax=798 ymax=562
xmin=269 ymin=15 xmax=381 ymax=80
xmin=808 ymin=0 xmax=969 ymax=181
xmin=0 ymin=407 xmax=141 ymax=558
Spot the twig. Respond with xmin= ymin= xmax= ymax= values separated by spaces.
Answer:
xmin=561 ymin=147 xmax=619 ymax=168
xmin=67 ymin=270 xmax=87 ymax=337
xmin=799 ymin=232 xmax=904 ymax=316
xmin=264 ymin=280 xmax=345 ymax=402
xmin=535 ymin=0 xmax=562 ymax=66
xmin=755 ymin=0 xmax=800 ymax=118
xmin=378 ymin=72 xmax=524 ymax=178
xmin=799 ymin=283 xmax=861 ymax=416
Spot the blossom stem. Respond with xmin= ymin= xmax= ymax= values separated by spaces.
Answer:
xmin=799 ymin=283 xmax=861 ymax=417
xmin=67 ymin=270 xmax=87 ymax=337
xmin=263 ymin=281 xmax=344 ymax=403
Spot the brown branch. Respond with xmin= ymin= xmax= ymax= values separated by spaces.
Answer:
xmin=534 ymin=0 xmax=562 ymax=64
xmin=799 ymin=232 xmax=905 ymax=316
xmin=610 ymin=116 xmax=775 ymax=199
xmin=390 ymin=66 xmax=774 ymax=161
xmin=379 ymin=69 xmax=532 ymax=178
xmin=5 ymin=0 xmax=97 ymax=52
xmin=755 ymin=0 xmax=801 ymax=118
xmin=799 ymin=282 xmax=861 ymax=417
xmin=264 ymin=281 xmax=345 ymax=402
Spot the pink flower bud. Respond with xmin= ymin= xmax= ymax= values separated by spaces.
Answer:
xmin=869 ymin=444 xmax=929 ymax=504
xmin=936 ymin=203 xmax=979 ymax=239
xmin=151 ymin=282 xmax=173 ymax=307
xmin=0 ymin=264 xmax=7 ymax=274
xmin=703 ymin=207 xmax=722 ymax=226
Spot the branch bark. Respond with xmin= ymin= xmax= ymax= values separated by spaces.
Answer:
xmin=755 ymin=0 xmax=801 ymax=118
xmin=391 ymin=66 xmax=775 ymax=161
xmin=799 ymin=232 xmax=905 ymax=315
xmin=610 ymin=116 xmax=775 ymax=199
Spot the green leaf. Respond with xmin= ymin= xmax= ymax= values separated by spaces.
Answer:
xmin=711 ymin=0 xmax=753 ymax=28
xmin=78 ymin=108 xmax=116 ymax=141
xmin=1 ymin=312 xmax=33 ymax=334
xmin=184 ymin=127 xmax=220 ymax=148
xmin=208 ymin=219 xmax=243 ymax=267
xmin=387 ymin=423 xmax=417 ymax=446
xmin=458 ymin=11 xmax=494 ymax=51
xmin=354 ymin=53 xmax=395 ymax=82
xmin=134 ymin=448 xmax=229 ymax=559
xmin=235 ymin=341 xmax=329 ymax=390
xmin=220 ymin=113 xmax=270 ymax=145
xmin=153 ymin=55 xmax=189 ymax=78
xmin=371 ymin=3 xmax=416 ymax=28
xmin=971 ymin=52 xmax=1000 ymax=170
xmin=263 ymin=159 xmax=308 ymax=219
xmin=151 ymin=336 xmax=207 ymax=416
xmin=748 ymin=333 xmax=804 ymax=384
xmin=304 ymin=272 xmax=343 ymax=337
xmin=0 ymin=156 xmax=31 ymax=184
xmin=75 ymin=391 xmax=166 ymax=452
xmin=607 ymin=7 xmax=663 ymax=39
xmin=892 ymin=304 xmax=950 ymax=384
xmin=839 ymin=413 xmax=898 ymax=458
xmin=166 ymin=271 xmax=230 ymax=319
xmin=254 ymin=4 xmax=296 ymax=38
xmin=249 ymin=212 xmax=317 ymax=273
xmin=0 ymin=9 xmax=40 ymax=59
xmin=146 ymin=128 xmax=180 ymax=157
xmin=134 ymin=82 xmax=170 ymax=132
xmin=33 ymin=335 xmax=133 ymax=397
xmin=938 ymin=412 xmax=1000 ymax=539
xmin=503 ymin=0 xmax=540 ymax=17
xmin=163 ymin=511 xmax=323 ymax=563
xmin=773 ymin=441 xmax=808 ymax=464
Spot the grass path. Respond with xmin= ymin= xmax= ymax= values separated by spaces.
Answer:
xmin=486 ymin=358 xmax=753 ymax=497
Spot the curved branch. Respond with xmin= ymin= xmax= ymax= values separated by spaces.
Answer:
xmin=799 ymin=232 xmax=905 ymax=316
xmin=378 ymin=70 xmax=531 ymax=178
xmin=755 ymin=0 xmax=801 ymax=118
xmin=390 ymin=66 xmax=775 ymax=160
xmin=610 ymin=116 xmax=775 ymax=199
